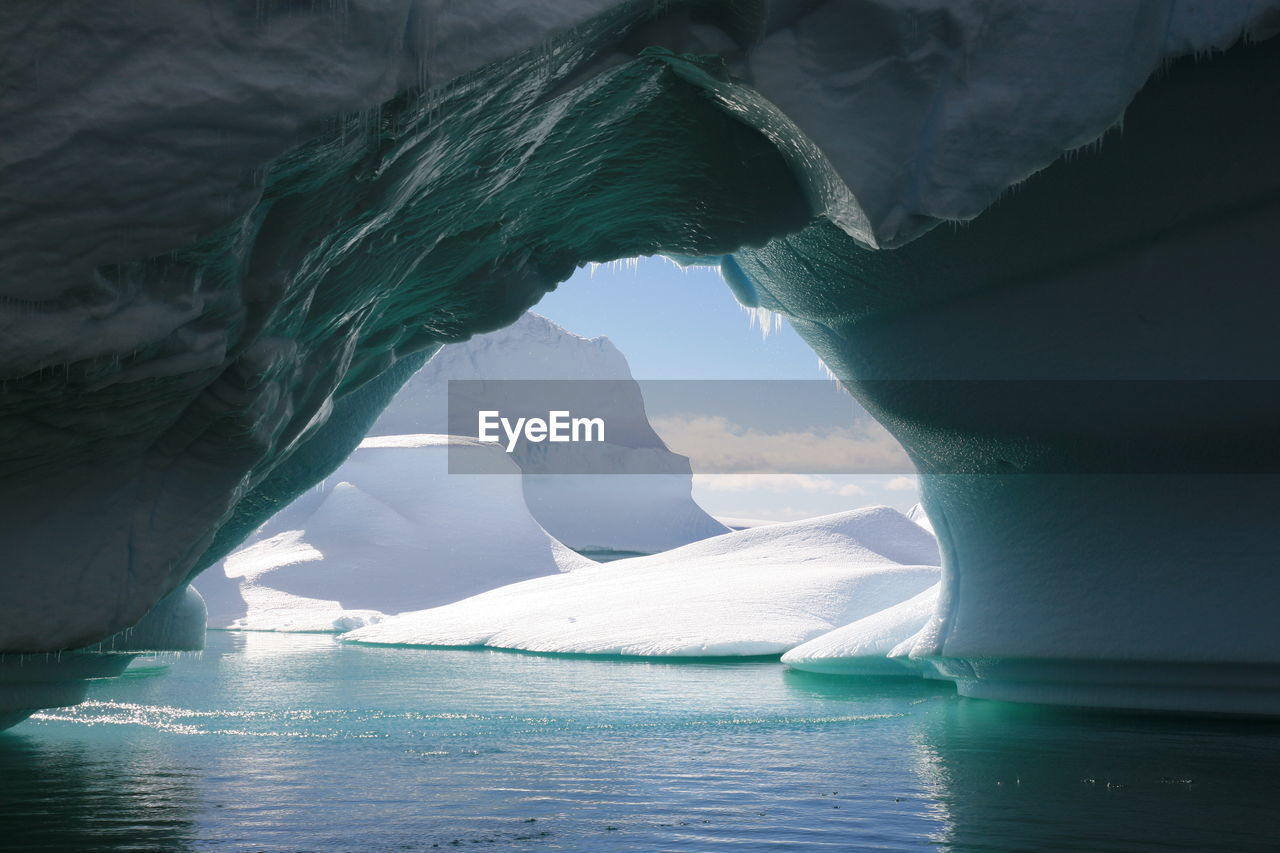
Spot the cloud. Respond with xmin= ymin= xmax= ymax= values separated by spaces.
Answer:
xmin=694 ymin=474 xmax=868 ymax=496
xmin=650 ymin=415 xmax=913 ymax=475
xmin=884 ymin=476 xmax=919 ymax=492
xmin=713 ymin=506 xmax=819 ymax=522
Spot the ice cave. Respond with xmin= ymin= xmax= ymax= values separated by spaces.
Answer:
xmin=3 ymin=0 xmax=1280 ymax=731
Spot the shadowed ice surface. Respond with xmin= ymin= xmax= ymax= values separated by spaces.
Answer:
xmin=3 ymin=631 xmax=1279 ymax=851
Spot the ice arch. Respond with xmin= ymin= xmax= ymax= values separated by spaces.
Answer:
xmin=2 ymin=1 xmax=1279 ymax=717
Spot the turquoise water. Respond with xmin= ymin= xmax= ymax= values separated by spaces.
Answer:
xmin=3 ymin=632 xmax=1279 ymax=851
xmin=570 ymin=548 xmax=653 ymax=563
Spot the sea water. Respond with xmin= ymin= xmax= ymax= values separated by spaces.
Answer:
xmin=3 ymin=631 xmax=1279 ymax=851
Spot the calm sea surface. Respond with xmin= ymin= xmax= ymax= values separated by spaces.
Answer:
xmin=2 ymin=631 xmax=1278 ymax=851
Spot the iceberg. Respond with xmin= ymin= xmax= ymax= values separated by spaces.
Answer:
xmin=370 ymin=312 xmax=729 ymax=552
xmin=2 ymin=1 xmax=1279 ymax=716
xmin=342 ymin=506 xmax=940 ymax=657
xmin=194 ymin=435 xmax=587 ymax=632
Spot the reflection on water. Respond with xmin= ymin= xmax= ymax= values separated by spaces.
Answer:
xmin=913 ymin=699 xmax=1280 ymax=852
xmin=0 ymin=735 xmax=198 ymax=851
xmin=2 ymin=632 xmax=1278 ymax=851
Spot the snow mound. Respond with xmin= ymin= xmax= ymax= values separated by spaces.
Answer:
xmin=215 ymin=584 xmax=386 ymax=635
xmin=194 ymin=435 xmax=584 ymax=632
xmin=782 ymin=584 xmax=939 ymax=676
xmin=371 ymin=312 xmax=730 ymax=552
xmin=341 ymin=506 xmax=940 ymax=656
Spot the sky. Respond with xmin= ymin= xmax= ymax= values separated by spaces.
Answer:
xmin=532 ymin=256 xmax=920 ymax=521
xmin=533 ymin=257 xmax=822 ymax=380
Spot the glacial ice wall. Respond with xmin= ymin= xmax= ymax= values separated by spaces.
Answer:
xmin=732 ymin=34 xmax=1280 ymax=712
xmin=2 ymin=0 xmax=1280 ymax=714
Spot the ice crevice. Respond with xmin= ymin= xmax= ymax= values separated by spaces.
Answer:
xmin=1 ymin=1 xmax=1280 ymax=719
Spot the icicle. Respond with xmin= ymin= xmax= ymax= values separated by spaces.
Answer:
xmin=741 ymin=305 xmax=783 ymax=341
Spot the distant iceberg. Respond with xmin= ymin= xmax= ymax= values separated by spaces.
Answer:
xmin=342 ymin=506 xmax=940 ymax=657
xmin=369 ymin=312 xmax=729 ymax=553
xmin=194 ymin=435 xmax=589 ymax=632
xmin=196 ymin=313 xmax=736 ymax=632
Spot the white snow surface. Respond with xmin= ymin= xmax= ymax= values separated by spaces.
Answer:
xmin=371 ymin=312 xmax=730 ymax=552
xmin=781 ymin=583 xmax=940 ymax=675
xmin=194 ymin=435 xmax=585 ymax=632
xmin=341 ymin=506 xmax=941 ymax=656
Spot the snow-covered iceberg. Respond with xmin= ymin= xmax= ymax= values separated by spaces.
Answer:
xmin=193 ymin=435 xmax=588 ymax=632
xmin=342 ymin=506 xmax=940 ymax=656
xmin=370 ymin=312 xmax=728 ymax=552
xmin=4 ymin=1 xmax=1280 ymax=718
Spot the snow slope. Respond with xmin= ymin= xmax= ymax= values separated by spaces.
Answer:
xmin=782 ymin=584 xmax=940 ymax=676
xmin=194 ymin=435 xmax=588 ymax=632
xmin=342 ymin=506 xmax=940 ymax=656
xmin=370 ymin=312 xmax=730 ymax=552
